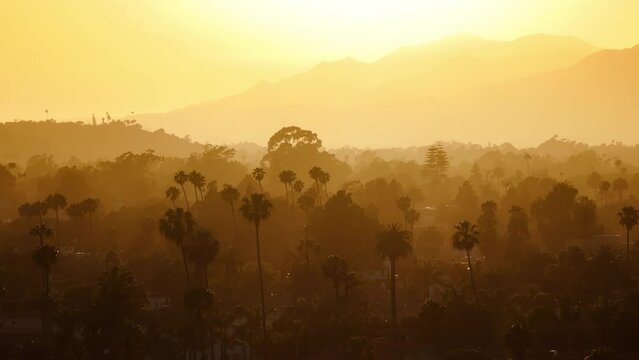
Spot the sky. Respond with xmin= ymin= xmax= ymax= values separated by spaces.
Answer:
xmin=1 ymin=0 xmax=639 ymax=121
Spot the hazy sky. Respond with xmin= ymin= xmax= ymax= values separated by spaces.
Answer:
xmin=2 ymin=0 xmax=639 ymax=120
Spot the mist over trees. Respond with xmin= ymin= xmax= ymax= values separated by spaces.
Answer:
xmin=2 ymin=123 xmax=639 ymax=359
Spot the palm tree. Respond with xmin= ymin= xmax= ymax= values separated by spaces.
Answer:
xmin=318 ymin=170 xmax=331 ymax=199
xmin=321 ymin=254 xmax=347 ymax=302
xmin=174 ymin=170 xmax=191 ymax=210
xmin=220 ymin=184 xmax=241 ymax=244
xmin=251 ymin=167 xmax=266 ymax=193
xmin=159 ymin=208 xmax=197 ymax=282
xmin=81 ymin=198 xmax=99 ymax=243
xmin=406 ymin=209 xmax=421 ymax=233
xmin=600 ymin=181 xmax=611 ymax=207
xmin=187 ymin=230 xmax=220 ymax=288
xmin=239 ymin=193 xmax=273 ymax=340
xmin=309 ymin=166 xmax=324 ymax=206
xmin=45 ymin=193 xmax=67 ymax=243
xmin=30 ymin=223 xmax=54 ymax=247
xmin=32 ymin=244 xmax=58 ymax=337
xmin=452 ymin=220 xmax=480 ymax=307
xmin=165 ymin=186 xmax=181 ymax=208
xmin=396 ymin=196 xmax=412 ymax=228
xmin=189 ymin=170 xmax=206 ymax=202
xmin=376 ymin=224 xmax=413 ymax=326
xmin=612 ymin=178 xmax=629 ymax=203
xmin=292 ymin=180 xmax=304 ymax=208
xmin=278 ymin=170 xmax=296 ymax=208
xmin=618 ymin=206 xmax=639 ymax=262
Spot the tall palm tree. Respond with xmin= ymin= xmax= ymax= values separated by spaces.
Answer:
xmin=220 ymin=184 xmax=241 ymax=244
xmin=321 ymin=254 xmax=347 ymax=301
xmin=32 ymin=244 xmax=58 ymax=337
xmin=396 ymin=196 xmax=412 ymax=228
xmin=81 ymin=198 xmax=99 ymax=243
xmin=618 ymin=206 xmax=639 ymax=262
xmin=251 ymin=167 xmax=266 ymax=193
xmin=309 ymin=166 xmax=324 ymax=206
xmin=165 ymin=186 xmax=181 ymax=209
xmin=159 ymin=208 xmax=197 ymax=282
xmin=189 ymin=170 xmax=206 ymax=202
xmin=452 ymin=220 xmax=480 ymax=307
xmin=239 ymin=193 xmax=273 ymax=340
xmin=30 ymin=223 xmax=54 ymax=247
xmin=376 ymin=224 xmax=413 ymax=326
xmin=600 ymin=181 xmax=611 ymax=207
xmin=318 ymin=170 xmax=331 ymax=199
xmin=278 ymin=170 xmax=296 ymax=208
xmin=292 ymin=180 xmax=304 ymax=209
xmin=174 ymin=170 xmax=191 ymax=210
xmin=187 ymin=230 xmax=220 ymax=288
xmin=45 ymin=193 xmax=67 ymax=243
xmin=406 ymin=209 xmax=421 ymax=233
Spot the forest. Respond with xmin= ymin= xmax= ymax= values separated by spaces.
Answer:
xmin=1 ymin=122 xmax=639 ymax=360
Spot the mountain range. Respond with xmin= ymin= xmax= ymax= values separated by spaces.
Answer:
xmin=132 ymin=34 xmax=639 ymax=147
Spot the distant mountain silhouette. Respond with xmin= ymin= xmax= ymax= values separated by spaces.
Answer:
xmin=130 ymin=34 xmax=639 ymax=147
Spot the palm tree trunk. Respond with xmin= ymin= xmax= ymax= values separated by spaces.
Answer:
xmin=466 ymin=249 xmax=479 ymax=308
xmin=258 ymin=181 xmax=263 ymax=194
xmin=390 ymin=257 xmax=397 ymax=326
xmin=193 ymin=185 xmax=200 ymax=203
xmin=180 ymin=244 xmax=191 ymax=282
xmin=181 ymin=184 xmax=190 ymax=211
xmin=172 ymin=199 xmax=176 ymax=209
xmin=254 ymin=222 xmax=267 ymax=341
xmin=291 ymin=188 xmax=296 ymax=211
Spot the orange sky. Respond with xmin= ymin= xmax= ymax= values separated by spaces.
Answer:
xmin=1 ymin=0 xmax=638 ymax=120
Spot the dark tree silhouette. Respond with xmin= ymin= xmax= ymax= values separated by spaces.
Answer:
xmin=321 ymin=254 xmax=347 ymax=302
xmin=377 ymin=224 xmax=413 ymax=326
xmin=220 ymin=184 xmax=241 ymax=245
xmin=187 ymin=229 xmax=220 ymax=288
xmin=452 ymin=220 xmax=480 ymax=307
xmin=239 ymin=193 xmax=273 ymax=340
xmin=600 ymin=181 xmax=611 ymax=207
xmin=174 ymin=170 xmax=191 ymax=210
xmin=618 ymin=206 xmax=638 ymax=262
xmin=159 ymin=208 xmax=196 ymax=282
xmin=80 ymin=198 xmax=99 ymax=243
xmin=188 ymin=170 xmax=206 ymax=202
xmin=45 ymin=193 xmax=67 ymax=243
xmin=612 ymin=178 xmax=629 ymax=203
xmin=251 ymin=167 xmax=266 ymax=193
xmin=32 ymin=244 xmax=58 ymax=338
xmin=165 ymin=186 xmax=181 ymax=209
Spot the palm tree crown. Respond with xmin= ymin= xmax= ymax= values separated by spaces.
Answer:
xmin=239 ymin=193 xmax=273 ymax=227
xmin=376 ymin=224 xmax=413 ymax=260
xmin=452 ymin=220 xmax=480 ymax=252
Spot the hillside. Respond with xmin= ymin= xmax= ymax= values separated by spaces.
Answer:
xmin=133 ymin=34 xmax=603 ymax=146
xmin=0 ymin=120 xmax=203 ymax=164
